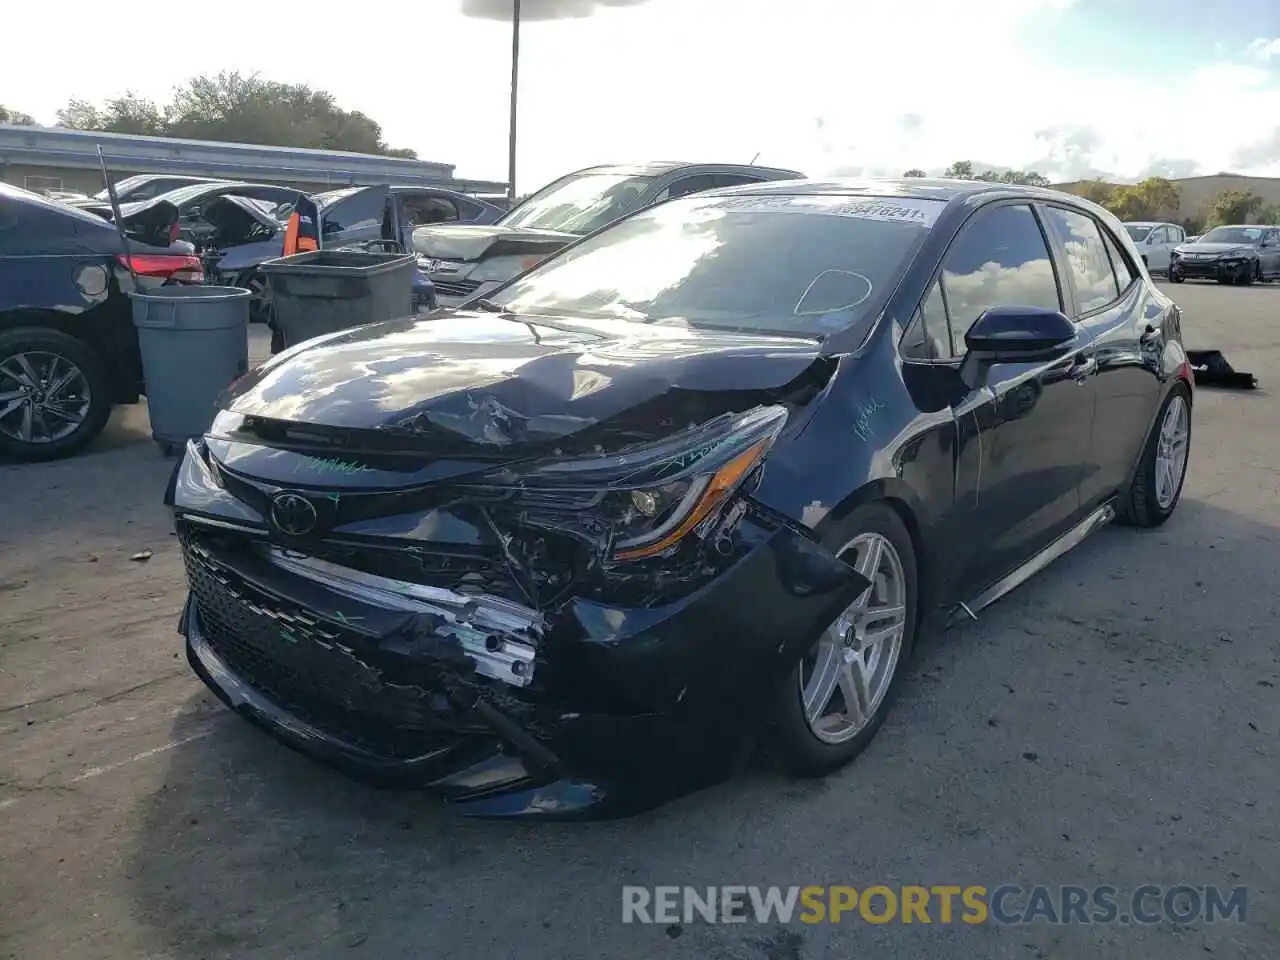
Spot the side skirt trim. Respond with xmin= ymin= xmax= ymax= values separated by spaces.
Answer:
xmin=949 ymin=500 xmax=1117 ymax=625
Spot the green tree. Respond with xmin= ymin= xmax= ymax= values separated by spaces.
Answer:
xmin=0 ymin=104 xmax=36 ymax=125
xmin=1206 ymin=189 xmax=1264 ymax=227
xmin=939 ymin=162 xmax=1048 ymax=186
xmin=1060 ymin=178 xmax=1116 ymax=205
xmin=56 ymin=72 xmax=414 ymax=157
xmin=1097 ymin=177 xmax=1181 ymax=221
xmin=1257 ymin=204 xmax=1280 ymax=226
xmin=57 ymin=92 xmax=165 ymax=136
xmin=902 ymin=168 xmax=927 ymax=177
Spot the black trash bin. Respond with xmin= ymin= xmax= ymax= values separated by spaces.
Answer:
xmin=259 ymin=250 xmax=416 ymax=350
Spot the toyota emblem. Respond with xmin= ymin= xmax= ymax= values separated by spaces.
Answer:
xmin=270 ymin=492 xmax=318 ymax=537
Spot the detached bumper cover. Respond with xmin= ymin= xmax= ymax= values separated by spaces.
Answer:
xmin=180 ymin=517 xmax=865 ymax=819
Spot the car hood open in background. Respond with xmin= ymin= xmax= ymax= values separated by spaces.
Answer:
xmin=115 ymin=200 xmax=181 ymax=248
xmin=412 ymin=224 xmax=578 ymax=263
xmin=218 ymin=312 xmax=827 ymax=453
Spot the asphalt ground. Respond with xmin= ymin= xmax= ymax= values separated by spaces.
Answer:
xmin=1 ymin=286 xmax=1277 ymax=959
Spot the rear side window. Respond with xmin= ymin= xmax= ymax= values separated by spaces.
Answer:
xmin=940 ymin=203 xmax=1061 ymax=338
xmin=322 ymin=190 xmax=384 ymax=237
xmin=1043 ymin=206 xmax=1119 ymax=313
xmin=403 ymin=194 xmax=460 ymax=226
xmin=1100 ymin=227 xmax=1135 ymax=291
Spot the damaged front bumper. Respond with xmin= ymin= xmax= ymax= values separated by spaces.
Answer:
xmin=173 ymin=449 xmax=866 ymax=819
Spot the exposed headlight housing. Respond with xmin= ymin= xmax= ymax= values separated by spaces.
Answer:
xmin=508 ymin=405 xmax=788 ymax=561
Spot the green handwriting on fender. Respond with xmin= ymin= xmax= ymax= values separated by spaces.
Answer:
xmin=852 ymin=397 xmax=887 ymax=442
xmin=298 ymin=457 xmax=374 ymax=476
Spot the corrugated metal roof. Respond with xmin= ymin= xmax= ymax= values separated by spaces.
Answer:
xmin=0 ymin=124 xmax=508 ymax=194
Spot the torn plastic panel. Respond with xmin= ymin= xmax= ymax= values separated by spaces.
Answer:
xmin=268 ymin=549 xmax=540 ymax=687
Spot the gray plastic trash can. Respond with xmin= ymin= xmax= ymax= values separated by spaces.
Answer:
xmin=131 ymin=285 xmax=251 ymax=455
xmin=259 ymin=250 xmax=416 ymax=349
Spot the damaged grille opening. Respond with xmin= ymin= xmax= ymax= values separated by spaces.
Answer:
xmin=180 ymin=522 xmax=560 ymax=752
xmin=183 ymin=533 xmax=496 ymax=760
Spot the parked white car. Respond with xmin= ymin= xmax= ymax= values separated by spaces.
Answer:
xmin=1124 ymin=221 xmax=1187 ymax=275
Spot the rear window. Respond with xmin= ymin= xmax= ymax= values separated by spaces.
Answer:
xmin=489 ymin=194 xmax=945 ymax=338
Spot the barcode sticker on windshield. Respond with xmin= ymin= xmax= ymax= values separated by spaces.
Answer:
xmin=710 ymin=195 xmax=944 ymax=227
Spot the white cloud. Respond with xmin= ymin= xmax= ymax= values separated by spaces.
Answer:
xmin=3 ymin=0 xmax=1280 ymax=190
xmin=1247 ymin=37 xmax=1280 ymax=59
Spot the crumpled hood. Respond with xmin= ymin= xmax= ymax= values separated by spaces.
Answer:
xmin=219 ymin=311 xmax=824 ymax=451
xmin=412 ymin=223 xmax=578 ymax=262
xmin=1177 ymin=242 xmax=1256 ymax=256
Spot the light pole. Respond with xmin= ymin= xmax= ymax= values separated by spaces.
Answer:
xmin=507 ymin=0 xmax=521 ymax=202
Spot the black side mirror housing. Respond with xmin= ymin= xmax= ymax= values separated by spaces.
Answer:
xmin=960 ymin=305 xmax=1076 ymax=389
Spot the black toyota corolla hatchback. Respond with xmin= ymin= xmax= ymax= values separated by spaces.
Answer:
xmin=169 ymin=178 xmax=1193 ymax=818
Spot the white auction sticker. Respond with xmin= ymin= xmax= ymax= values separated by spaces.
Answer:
xmin=710 ymin=194 xmax=944 ymax=227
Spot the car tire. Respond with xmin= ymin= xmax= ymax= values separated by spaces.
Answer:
xmin=1238 ymin=262 xmax=1254 ymax=286
xmin=0 ymin=326 xmax=112 ymax=463
xmin=1117 ymin=382 xmax=1191 ymax=528
xmin=768 ymin=502 xmax=919 ymax=777
xmin=1168 ymin=267 xmax=1184 ymax=284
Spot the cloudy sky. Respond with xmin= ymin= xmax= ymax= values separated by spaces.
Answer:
xmin=5 ymin=0 xmax=1280 ymax=191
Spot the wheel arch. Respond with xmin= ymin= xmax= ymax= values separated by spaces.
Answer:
xmin=0 ymin=307 xmax=134 ymax=403
xmin=812 ymin=479 xmax=936 ymax=615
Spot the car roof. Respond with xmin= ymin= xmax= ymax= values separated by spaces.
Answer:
xmin=565 ymin=161 xmax=805 ymax=179
xmin=0 ymin=181 xmax=118 ymax=227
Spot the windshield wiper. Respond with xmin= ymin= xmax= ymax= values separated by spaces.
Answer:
xmin=468 ymin=298 xmax=507 ymax=313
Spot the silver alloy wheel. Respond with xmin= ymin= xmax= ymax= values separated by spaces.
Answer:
xmin=0 ymin=351 xmax=93 ymax=445
xmin=799 ymin=532 xmax=907 ymax=745
xmin=1154 ymin=393 xmax=1190 ymax=509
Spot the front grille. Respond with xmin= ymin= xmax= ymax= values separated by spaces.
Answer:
xmin=432 ymin=278 xmax=483 ymax=298
xmin=184 ymin=539 xmax=476 ymax=759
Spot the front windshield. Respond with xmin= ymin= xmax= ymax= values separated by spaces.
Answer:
xmin=1125 ymin=225 xmax=1151 ymax=242
xmin=498 ymin=172 xmax=658 ymax=235
xmin=487 ymin=193 xmax=945 ymax=338
xmin=1201 ymin=226 xmax=1265 ymax=244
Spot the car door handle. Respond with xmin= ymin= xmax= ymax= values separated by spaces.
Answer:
xmin=1070 ymin=355 xmax=1097 ymax=382
xmin=1141 ymin=324 xmax=1162 ymax=343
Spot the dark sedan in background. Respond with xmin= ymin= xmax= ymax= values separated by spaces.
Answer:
xmin=1169 ymin=224 xmax=1280 ymax=284
xmin=0 ymin=183 xmax=203 ymax=461
xmin=413 ymin=161 xmax=804 ymax=308
xmin=169 ymin=178 xmax=1192 ymax=817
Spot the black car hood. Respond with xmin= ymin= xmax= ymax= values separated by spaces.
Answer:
xmin=1177 ymin=242 xmax=1256 ymax=255
xmin=219 ymin=311 xmax=825 ymax=453
xmin=412 ymin=223 xmax=578 ymax=262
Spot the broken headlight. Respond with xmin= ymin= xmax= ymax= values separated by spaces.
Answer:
xmin=520 ymin=405 xmax=788 ymax=561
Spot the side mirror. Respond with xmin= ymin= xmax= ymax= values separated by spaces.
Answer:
xmin=961 ymin=305 xmax=1075 ymax=388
